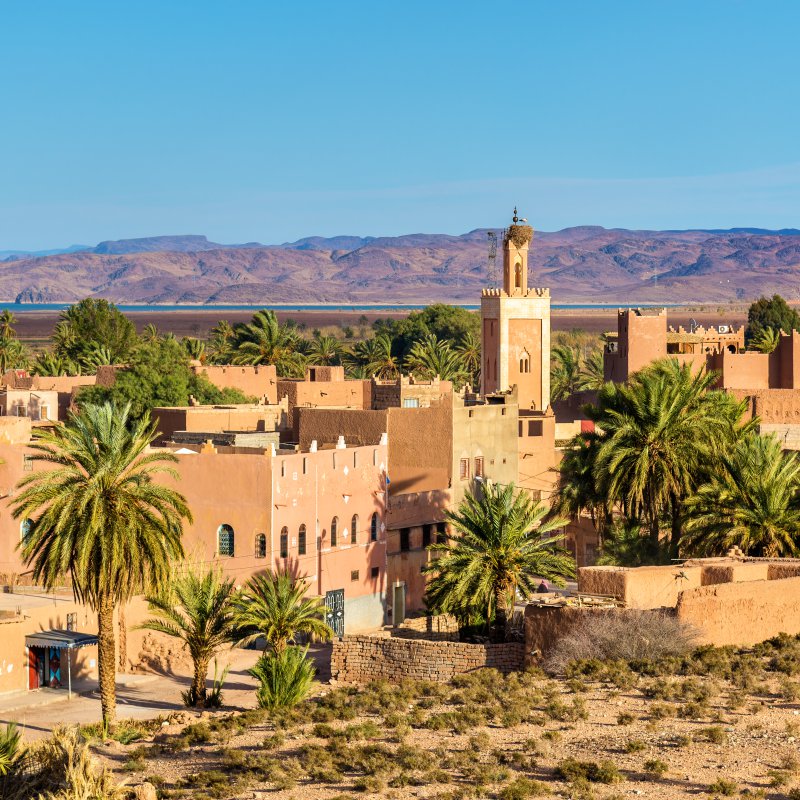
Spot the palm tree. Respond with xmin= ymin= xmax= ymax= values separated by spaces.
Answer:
xmin=141 ymin=323 xmax=160 ymax=343
xmin=79 ymin=344 xmax=115 ymax=372
xmin=0 ymin=310 xmax=16 ymax=339
xmin=30 ymin=352 xmax=79 ymax=377
xmin=139 ymin=566 xmax=236 ymax=707
xmin=12 ymin=402 xmax=191 ymax=728
xmin=232 ymin=571 xmax=333 ymax=654
xmin=0 ymin=337 xmax=28 ymax=374
xmin=588 ymin=360 xmax=750 ymax=555
xmin=551 ymin=343 xmax=583 ymax=401
xmin=208 ymin=319 xmax=234 ymax=363
xmin=405 ymin=333 xmax=469 ymax=386
xmin=424 ymin=482 xmax=574 ymax=643
xmin=682 ymin=433 xmax=800 ymax=557
xmin=751 ymin=326 xmax=780 ymax=354
xmin=350 ymin=333 xmax=398 ymax=378
xmin=456 ymin=330 xmax=481 ymax=388
xmin=579 ymin=348 xmax=605 ymax=391
xmin=181 ymin=337 xmax=206 ymax=363
xmin=307 ymin=334 xmax=344 ymax=366
xmin=231 ymin=310 xmax=306 ymax=376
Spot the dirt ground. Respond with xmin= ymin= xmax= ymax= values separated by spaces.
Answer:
xmin=90 ymin=643 xmax=800 ymax=800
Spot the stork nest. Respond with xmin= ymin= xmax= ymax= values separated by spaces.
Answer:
xmin=506 ymin=224 xmax=533 ymax=248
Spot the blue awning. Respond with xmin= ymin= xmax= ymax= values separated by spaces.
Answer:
xmin=25 ymin=630 xmax=98 ymax=650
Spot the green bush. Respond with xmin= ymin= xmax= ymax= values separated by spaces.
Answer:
xmin=708 ymin=778 xmax=738 ymax=796
xmin=250 ymin=645 xmax=315 ymax=710
xmin=556 ymin=758 xmax=623 ymax=784
xmin=498 ymin=776 xmax=548 ymax=799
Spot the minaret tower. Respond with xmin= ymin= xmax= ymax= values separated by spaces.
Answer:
xmin=480 ymin=208 xmax=551 ymax=411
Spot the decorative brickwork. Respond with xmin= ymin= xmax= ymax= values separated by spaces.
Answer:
xmin=330 ymin=635 xmax=524 ymax=683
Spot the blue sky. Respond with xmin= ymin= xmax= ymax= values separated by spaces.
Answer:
xmin=1 ymin=0 xmax=799 ymax=249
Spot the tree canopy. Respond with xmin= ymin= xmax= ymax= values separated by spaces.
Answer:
xmin=746 ymin=294 xmax=800 ymax=344
xmin=52 ymin=298 xmax=138 ymax=366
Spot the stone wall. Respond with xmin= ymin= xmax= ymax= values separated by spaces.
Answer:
xmin=330 ymin=635 xmax=524 ymax=683
xmin=392 ymin=614 xmax=460 ymax=641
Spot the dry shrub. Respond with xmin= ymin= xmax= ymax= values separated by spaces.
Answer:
xmin=544 ymin=610 xmax=698 ymax=674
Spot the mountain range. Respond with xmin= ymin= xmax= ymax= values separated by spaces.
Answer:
xmin=2 ymin=227 xmax=800 ymax=305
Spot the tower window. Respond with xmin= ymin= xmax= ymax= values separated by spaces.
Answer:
xmin=255 ymin=532 xmax=267 ymax=558
xmin=370 ymin=512 xmax=379 ymax=542
xmin=279 ymin=527 xmax=288 ymax=558
xmin=330 ymin=517 xmax=338 ymax=547
xmin=400 ymin=528 xmax=411 ymax=551
xmin=474 ymin=457 xmax=484 ymax=478
xmin=351 ymin=514 xmax=359 ymax=544
xmin=422 ymin=524 xmax=432 ymax=548
xmin=459 ymin=458 xmax=469 ymax=480
xmin=217 ymin=524 xmax=234 ymax=557
xmin=298 ymin=524 xmax=307 ymax=555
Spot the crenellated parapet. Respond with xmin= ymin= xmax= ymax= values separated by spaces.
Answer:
xmin=482 ymin=287 xmax=550 ymax=298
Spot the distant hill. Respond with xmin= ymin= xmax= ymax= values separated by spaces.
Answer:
xmin=3 ymin=227 xmax=800 ymax=304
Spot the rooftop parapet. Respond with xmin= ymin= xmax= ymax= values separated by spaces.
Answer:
xmin=481 ymin=287 xmax=550 ymax=298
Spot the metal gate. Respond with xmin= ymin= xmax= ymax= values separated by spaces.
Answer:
xmin=324 ymin=589 xmax=345 ymax=637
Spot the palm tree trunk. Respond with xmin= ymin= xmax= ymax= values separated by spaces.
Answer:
xmin=97 ymin=596 xmax=117 ymax=730
xmin=118 ymin=604 xmax=127 ymax=673
xmin=492 ymin=586 xmax=507 ymax=644
xmin=669 ymin=494 xmax=682 ymax=559
xmin=192 ymin=657 xmax=210 ymax=707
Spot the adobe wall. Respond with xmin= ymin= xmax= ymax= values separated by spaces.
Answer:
xmin=517 ymin=411 xmax=558 ymax=500
xmin=451 ymin=398 xmax=518 ymax=508
xmin=577 ymin=565 xmax=705 ymax=609
xmin=524 ymin=604 xmax=614 ymax=663
xmin=279 ymin=378 xmax=371 ymax=434
xmin=387 ymin=405 xmax=452 ymax=496
xmin=330 ymin=635 xmax=524 ymax=683
xmin=371 ymin=377 xmax=452 ymax=410
xmin=675 ymin=577 xmax=800 ymax=646
xmin=297 ymin=408 xmax=389 ymax=451
xmin=728 ymin=388 xmax=800 ymax=424
xmin=191 ymin=365 xmax=278 ymax=404
xmin=152 ymin=401 xmax=289 ymax=445
xmin=707 ymin=350 xmax=770 ymax=390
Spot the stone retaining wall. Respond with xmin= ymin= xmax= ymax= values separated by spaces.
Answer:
xmin=330 ymin=635 xmax=524 ymax=683
xmin=391 ymin=614 xmax=460 ymax=641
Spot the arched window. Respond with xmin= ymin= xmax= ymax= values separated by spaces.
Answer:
xmin=279 ymin=526 xmax=288 ymax=559
xmin=298 ymin=524 xmax=307 ymax=555
xmin=370 ymin=512 xmax=379 ymax=542
xmin=330 ymin=516 xmax=338 ymax=547
xmin=20 ymin=518 xmax=34 ymax=544
xmin=217 ymin=524 xmax=234 ymax=557
xmin=351 ymin=514 xmax=359 ymax=544
xmin=255 ymin=532 xmax=267 ymax=559
xmin=515 ymin=262 xmax=522 ymax=289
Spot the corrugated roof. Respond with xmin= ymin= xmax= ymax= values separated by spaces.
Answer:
xmin=25 ymin=630 xmax=98 ymax=650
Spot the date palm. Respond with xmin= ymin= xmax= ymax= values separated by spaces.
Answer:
xmin=30 ymin=351 xmax=79 ymax=377
xmin=12 ymin=402 xmax=191 ymax=728
xmin=232 ymin=571 xmax=333 ymax=655
xmin=405 ymin=333 xmax=469 ymax=386
xmin=350 ymin=333 xmax=398 ymax=378
xmin=231 ymin=310 xmax=306 ymax=376
xmin=551 ymin=343 xmax=583 ymax=401
xmin=182 ymin=337 xmax=206 ymax=363
xmin=307 ymin=334 xmax=344 ymax=366
xmin=0 ymin=310 xmax=17 ymax=339
xmin=424 ymin=482 xmax=574 ymax=643
xmin=208 ymin=319 xmax=234 ymax=363
xmin=0 ymin=337 xmax=28 ymax=373
xmin=456 ymin=330 xmax=481 ymax=387
xmin=682 ymin=433 xmax=800 ymax=557
xmin=588 ymin=359 xmax=749 ymax=555
xmin=579 ymin=348 xmax=605 ymax=391
xmin=751 ymin=326 xmax=780 ymax=354
xmin=141 ymin=323 xmax=160 ymax=343
xmin=140 ymin=566 xmax=236 ymax=707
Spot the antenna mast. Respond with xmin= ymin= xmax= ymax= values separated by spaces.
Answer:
xmin=487 ymin=231 xmax=498 ymax=287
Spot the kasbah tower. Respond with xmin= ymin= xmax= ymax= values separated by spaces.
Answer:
xmin=480 ymin=209 xmax=557 ymax=498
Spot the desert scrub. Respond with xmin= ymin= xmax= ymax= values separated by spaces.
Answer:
xmin=643 ymin=759 xmax=668 ymax=777
xmin=699 ymin=726 xmax=727 ymax=744
xmin=648 ymin=702 xmax=676 ymax=720
xmin=708 ymin=778 xmax=738 ymax=796
xmin=624 ymin=740 xmax=646 ymax=753
xmin=497 ymin=776 xmax=548 ymax=799
xmin=617 ymin=712 xmax=635 ymax=725
xmin=555 ymin=758 xmax=624 ymax=784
